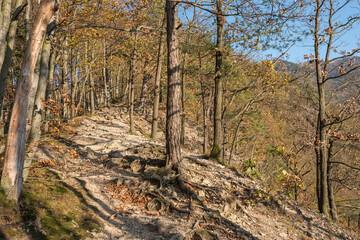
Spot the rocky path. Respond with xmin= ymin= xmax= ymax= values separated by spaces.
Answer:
xmin=53 ymin=108 xmax=179 ymax=240
xmin=35 ymin=106 xmax=358 ymax=240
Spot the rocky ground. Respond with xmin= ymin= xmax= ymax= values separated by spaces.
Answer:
xmin=31 ymin=106 xmax=358 ymax=240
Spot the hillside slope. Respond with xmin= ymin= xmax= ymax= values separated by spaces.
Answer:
xmin=4 ymin=105 xmax=358 ymax=240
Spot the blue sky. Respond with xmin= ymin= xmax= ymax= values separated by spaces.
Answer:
xmin=178 ymin=1 xmax=360 ymax=63
xmin=262 ymin=1 xmax=360 ymax=63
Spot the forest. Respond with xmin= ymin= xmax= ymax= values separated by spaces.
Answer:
xmin=0 ymin=0 xmax=359 ymax=239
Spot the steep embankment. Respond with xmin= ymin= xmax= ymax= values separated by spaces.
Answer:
xmin=3 ymin=105 xmax=358 ymax=240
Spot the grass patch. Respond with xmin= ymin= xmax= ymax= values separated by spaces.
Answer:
xmin=20 ymin=167 xmax=101 ymax=240
xmin=0 ymin=187 xmax=27 ymax=239
xmin=0 ymin=165 xmax=101 ymax=240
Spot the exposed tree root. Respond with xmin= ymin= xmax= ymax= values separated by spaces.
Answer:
xmin=111 ymin=164 xmax=256 ymax=240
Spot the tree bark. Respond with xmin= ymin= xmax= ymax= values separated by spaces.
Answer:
xmin=25 ymin=0 xmax=31 ymax=41
xmin=62 ymin=38 xmax=69 ymax=120
xmin=327 ymin=140 xmax=338 ymax=221
xmin=327 ymin=162 xmax=337 ymax=221
xmin=180 ymin=53 xmax=187 ymax=146
xmin=129 ymin=31 xmax=137 ymax=134
xmin=103 ymin=39 xmax=110 ymax=107
xmin=0 ymin=0 xmax=25 ymax=118
xmin=210 ymin=0 xmax=225 ymax=161
xmin=198 ymin=52 xmax=211 ymax=154
xmin=89 ymin=46 xmax=95 ymax=114
xmin=76 ymin=73 xmax=88 ymax=115
xmin=25 ymin=52 xmax=41 ymax=142
xmin=0 ymin=0 xmax=12 ymax=72
xmin=115 ymin=67 xmax=121 ymax=99
xmin=139 ymin=61 xmax=150 ymax=116
xmin=151 ymin=19 xmax=165 ymax=140
xmin=45 ymin=49 xmax=56 ymax=129
xmin=122 ymin=67 xmax=129 ymax=103
xmin=165 ymin=0 xmax=181 ymax=171
xmin=314 ymin=0 xmax=334 ymax=215
xmin=76 ymin=42 xmax=89 ymax=116
xmin=1 ymin=0 xmax=58 ymax=202
xmin=70 ymin=50 xmax=79 ymax=118
xmin=23 ymin=32 xmax=51 ymax=181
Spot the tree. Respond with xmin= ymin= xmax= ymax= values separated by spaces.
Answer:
xmin=0 ymin=0 xmax=26 ymax=119
xmin=177 ymin=0 xmax=302 ymax=161
xmin=210 ymin=0 xmax=225 ymax=161
xmin=23 ymin=21 xmax=54 ymax=181
xmin=150 ymin=18 xmax=165 ymax=140
xmin=311 ymin=0 xmax=360 ymax=217
xmin=0 ymin=0 xmax=12 ymax=73
xmin=128 ymin=30 xmax=138 ymax=134
xmin=1 ymin=0 xmax=59 ymax=202
xmin=165 ymin=0 xmax=181 ymax=171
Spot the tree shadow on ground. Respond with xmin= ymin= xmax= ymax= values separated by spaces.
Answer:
xmin=53 ymin=171 xmax=176 ymax=239
xmin=28 ymin=107 xmax=350 ymax=240
xmin=289 ymin=204 xmax=344 ymax=239
xmin=19 ymin=169 xmax=102 ymax=240
xmin=35 ymin=132 xmax=261 ymax=239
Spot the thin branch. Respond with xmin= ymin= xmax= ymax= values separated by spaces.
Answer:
xmin=12 ymin=3 xmax=27 ymax=21
xmin=325 ymin=64 xmax=360 ymax=82
xmin=330 ymin=161 xmax=360 ymax=171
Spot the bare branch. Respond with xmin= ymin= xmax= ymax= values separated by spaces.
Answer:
xmin=330 ymin=161 xmax=360 ymax=171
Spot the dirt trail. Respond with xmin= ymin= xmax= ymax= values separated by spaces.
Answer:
xmin=35 ymin=106 xmax=357 ymax=240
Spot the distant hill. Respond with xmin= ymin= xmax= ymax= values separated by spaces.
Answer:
xmin=275 ymin=58 xmax=360 ymax=103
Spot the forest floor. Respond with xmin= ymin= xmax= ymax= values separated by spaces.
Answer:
xmin=0 ymin=105 xmax=359 ymax=240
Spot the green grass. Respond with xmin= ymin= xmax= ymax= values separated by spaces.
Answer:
xmin=0 ymin=187 xmax=24 ymax=239
xmin=0 ymin=166 xmax=101 ymax=240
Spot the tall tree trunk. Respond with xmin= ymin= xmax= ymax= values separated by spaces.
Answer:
xmin=314 ymin=0 xmax=333 ymax=215
xmin=198 ymin=52 xmax=210 ymax=154
xmin=0 ymin=0 xmax=25 ymax=119
xmin=77 ymin=42 xmax=89 ymax=116
xmin=45 ymin=49 xmax=56 ymax=130
xmin=99 ymin=89 xmax=104 ymax=107
xmin=25 ymin=50 xmax=41 ymax=142
xmin=210 ymin=0 xmax=225 ymax=161
xmin=70 ymin=50 xmax=79 ymax=118
xmin=62 ymin=39 xmax=69 ymax=120
xmin=89 ymin=48 xmax=95 ymax=114
xmin=103 ymin=39 xmax=110 ymax=107
xmin=327 ymin=140 xmax=338 ymax=221
xmin=139 ymin=61 xmax=149 ymax=115
xmin=129 ymin=31 xmax=137 ymax=134
xmin=25 ymin=0 xmax=31 ymax=41
xmin=122 ymin=72 xmax=129 ymax=102
xmin=0 ymin=0 xmax=12 ymax=72
xmin=110 ymin=70 xmax=114 ymax=99
xmin=115 ymin=67 xmax=121 ymax=99
xmin=23 ymin=32 xmax=51 ymax=181
xmin=229 ymin=120 xmax=242 ymax=164
xmin=315 ymin=114 xmax=321 ymax=210
xmin=159 ymin=74 xmax=163 ymax=103
xmin=70 ymin=51 xmax=75 ymax=118
xmin=76 ymin=74 xmax=88 ymax=115
xmin=121 ymin=65 xmax=129 ymax=102
xmin=180 ymin=53 xmax=187 ymax=146
xmin=165 ymin=0 xmax=181 ymax=171
xmin=0 ymin=0 xmax=58 ymax=202
xmin=151 ymin=19 xmax=165 ymax=140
